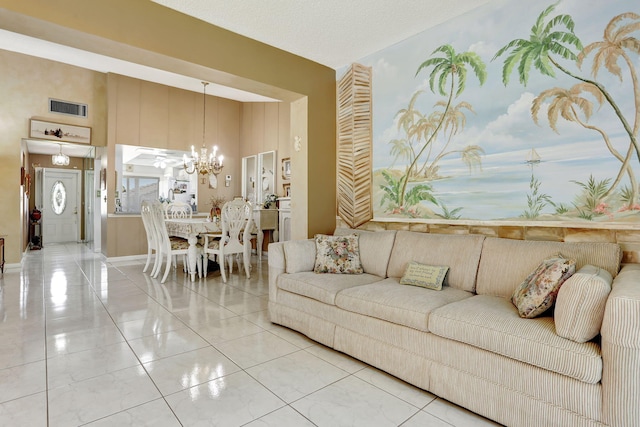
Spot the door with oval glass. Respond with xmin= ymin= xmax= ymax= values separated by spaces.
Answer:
xmin=42 ymin=168 xmax=81 ymax=244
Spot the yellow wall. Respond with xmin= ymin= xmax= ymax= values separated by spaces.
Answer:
xmin=0 ymin=49 xmax=106 ymax=262
xmin=0 ymin=0 xmax=337 ymax=261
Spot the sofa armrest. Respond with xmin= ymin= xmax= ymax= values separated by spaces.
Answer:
xmin=601 ymin=264 xmax=640 ymax=427
xmin=268 ymin=242 xmax=286 ymax=303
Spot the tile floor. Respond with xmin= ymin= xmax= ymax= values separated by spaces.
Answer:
xmin=0 ymin=243 xmax=501 ymax=426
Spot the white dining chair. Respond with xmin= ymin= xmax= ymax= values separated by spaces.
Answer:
xmin=165 ymin=201 xmax=192 ymax=219
xmin=151 ymin=201 xmax=201 ymax=283
xmin=202 ymin=199 xmax=252 ymax=282
xmin=140 ymin=200 xmax=158 ymax=273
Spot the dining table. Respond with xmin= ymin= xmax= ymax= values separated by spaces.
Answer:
xmin=165 ymin=218 xmax=221 ymax=281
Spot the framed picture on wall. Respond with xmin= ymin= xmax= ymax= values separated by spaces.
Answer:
xmin=282 ymin=158 xmax=291 ymax=180
xmin=283 ymin=183 xmax=291 ymax=197
xmin=29 ymin=119 xmax=91 ymax=144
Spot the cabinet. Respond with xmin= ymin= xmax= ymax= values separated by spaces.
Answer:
xmin=278 ymin=197 xmax=291 ymax=242
xmin=253 ymin=208 xmax=278 ymax=258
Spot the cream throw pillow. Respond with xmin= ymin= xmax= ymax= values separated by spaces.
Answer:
xmin=554 ymin=265 xmax=612 ymax=343
xmin=400 ymin=261 xmax=449 ymax=290
xmin=511 ymin=255 xmax=576 ymax=319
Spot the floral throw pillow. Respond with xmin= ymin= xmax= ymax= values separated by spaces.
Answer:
xmin=511 ymin=255 xmax=576 ymax=319
xmin=314 ymin=234 xmax=363 ymax=274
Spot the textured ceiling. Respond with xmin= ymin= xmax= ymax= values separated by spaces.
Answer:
xmin=151 ymin=0 xmax=491 ymax=69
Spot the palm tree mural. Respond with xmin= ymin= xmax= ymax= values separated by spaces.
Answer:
xmin=532 ymin=83 xmax=637 ymax=204
xmin=577 ymin=12 xmax=640 ymax=206
xmin=417 ymin=100 xmax=483 ymax=180
xmin=395 ymin=44 xmax=487 ymax=207
xmin=494 ymin=4 xmax=640 ymax=196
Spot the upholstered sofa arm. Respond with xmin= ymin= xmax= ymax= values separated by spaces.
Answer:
xmin=268 ymin=239 xmax=317 ymax=302
xmin=268 ymin=242 xmax=286 ymax=303
xmin=601 ymin=264 xmax=640 ymax=427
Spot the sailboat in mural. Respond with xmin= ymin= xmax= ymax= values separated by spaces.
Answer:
xmin=526 ymin=148 xmax=541 ymax=165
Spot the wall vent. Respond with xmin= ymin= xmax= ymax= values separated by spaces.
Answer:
xmin=48 ymin=98 xmax=88 ymax=118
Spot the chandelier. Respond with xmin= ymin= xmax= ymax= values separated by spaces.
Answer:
xmin=183 ymin=81 xmax=224 ymax=176
xmin=52 ymin=143 xmax=70 ymax=166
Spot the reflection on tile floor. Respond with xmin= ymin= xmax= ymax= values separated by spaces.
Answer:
xmin=0 ymin=243 xmax=501 ymax=426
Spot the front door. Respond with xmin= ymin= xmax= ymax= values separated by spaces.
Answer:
xmin=42 ymin=169 xmax=81 ymax=244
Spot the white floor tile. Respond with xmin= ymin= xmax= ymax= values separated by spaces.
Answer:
xmin=46 ymin=341 xmax=140 ymax=388
xmin=0 ymin=360 xmax=46 ymax=403
xmin=423 ymin=398 xmax=502 ymax=426
xmin=246 ymin=350 xmax=349 ymax=403
xmin=165 ymin=371 xmax=285 ymax=426
xmin=355 ymin=366 xmax=436 ymax=408
xmin=215 ymin=330 xmax=299 ymax=368
xmin=143 ymin=346 xmax=241 ymax=395
xmin=46 ymin=323 xmax=125 ymax=356
xmin=0 ymin=391 xmax=47 ymax=426
xmin=127 ymin=328 xmax=210 ymax=363
xmin=47 ymin=365 xmax=161 ymax=426
xmin=245 ymin=405 xmax=316 ymax=426
xmin=292 ymin=375 xmax=419 ymax=427
xmin=84 ymin=398 xmax=181 ymax=426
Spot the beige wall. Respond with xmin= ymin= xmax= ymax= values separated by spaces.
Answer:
xmin=0 ymin=49 xmax=106 ymax=262
xmin=0 ymin=0 xmax=336 ymax=262
xmin=0 ymin=0 xmax=337 ymax=242
xmin=240 ymin=103 xmax=291 ymax=198
xmin=106 ymin=73 xmax=246 ymax=257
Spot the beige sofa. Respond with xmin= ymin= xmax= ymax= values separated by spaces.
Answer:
xmin=267 ymin=229 xmax=640 ymax=427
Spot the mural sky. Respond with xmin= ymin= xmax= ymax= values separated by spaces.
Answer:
xmin=350 ymin=0 xmax=640 ymax=222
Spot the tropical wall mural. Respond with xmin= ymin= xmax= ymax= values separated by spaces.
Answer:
xmin=353 ymin=0 xmax=639 ymax=223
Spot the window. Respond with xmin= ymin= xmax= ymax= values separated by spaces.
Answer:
xmin=51 ymin=181 xmax=67 ymax=215
xmin=120 ymin=176 xmax=159 ymax=214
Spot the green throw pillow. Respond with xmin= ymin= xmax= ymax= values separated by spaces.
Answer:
xmin=400 ymin=261 xmax=449 ymax=290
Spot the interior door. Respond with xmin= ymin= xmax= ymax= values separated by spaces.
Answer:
xmin=84 ymin=170 xmax=94 ymax=245
xmin=42 ymin=169 xmax=81 ymax=244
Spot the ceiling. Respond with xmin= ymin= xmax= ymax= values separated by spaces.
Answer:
xmin=13 ymin=0 xmax=490 ymax=157
xmin=151 ymin=0 xmax=491 ymax=70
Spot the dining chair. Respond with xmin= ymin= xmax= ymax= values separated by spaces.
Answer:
xmin=202 ymin=198 xmax=252 ymax=282
xmin=140 ymin=200 xmax=158 ymax=273
xmin=165 ymin=201 xmax=192 ymax=219
xmin=151 ymin=201 xmax=200 ymax=283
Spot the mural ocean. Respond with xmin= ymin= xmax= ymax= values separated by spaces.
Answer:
xmin=356 ymin=0 xmax=640 ymax=223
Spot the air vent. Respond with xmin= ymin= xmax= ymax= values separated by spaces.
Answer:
xmin=48 ymin=98 xmax=88 ymax=118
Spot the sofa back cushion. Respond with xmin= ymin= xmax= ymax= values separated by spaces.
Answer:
xmin=284 ymin=239 xmax=316 ymax=273
xmin=476 ymin=238 xmax=621 ymax=298
xmin=334 ymin=228 xmax=396 ymax=278
xmin=386 ymin=231 xmax=485 ymax=292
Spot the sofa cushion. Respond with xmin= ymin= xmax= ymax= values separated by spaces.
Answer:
xmin=555 ymin=265 xmax=612 ymax=343
xmin=476 ymin=238 xmax=621 ymax=298
xmin=277 ymin=272 xmax=383 ymax=305
xmin=386 ymin=231 xmax=485 ymax=293
xmin=314 ymin=234 xmax=363 ymax=274
xmin=429 ymin=295 xmax=602 ymax=384
xmin=284 ymin=239 xmax=316 ymax=273
xmin=511 ymin=255 xmax=576 ymax=318
xmin=399 ymin=262 xmax=449 ymax=290
xmin=334 ymin=228 xmax=396 ymax=277
xmin=335 ymin=278 xmax=473 ymax=332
